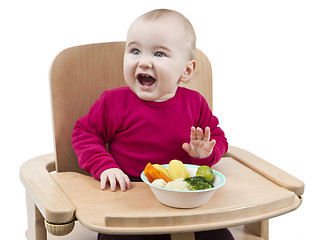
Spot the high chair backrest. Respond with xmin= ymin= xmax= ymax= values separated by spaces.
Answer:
xmin=50 ymin=42 xmax=213 ymax=173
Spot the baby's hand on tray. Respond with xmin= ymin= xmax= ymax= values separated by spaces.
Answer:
xmin=182 ymin=126 xmax=216 ymax=159
xmin=100 ymin=168 xmax=131 ymax=191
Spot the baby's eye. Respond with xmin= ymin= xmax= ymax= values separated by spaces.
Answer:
xmin=131 ymin=48 xmax=140 ymax=55
xmin=154 ymin=51 xmax=166 ymax=57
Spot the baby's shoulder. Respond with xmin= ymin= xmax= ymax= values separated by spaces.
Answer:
xmin=103 ymin=86 xmax=131 ymax=96
xmin=99 ymin=87 xmax=132 ymax=101
xmin=178 ymin=87 xmax=206 ymax=102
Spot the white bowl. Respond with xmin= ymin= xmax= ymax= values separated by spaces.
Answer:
xmin=140 ymin=164 xmax=226 ymax=208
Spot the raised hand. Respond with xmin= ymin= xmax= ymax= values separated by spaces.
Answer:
xmin=182 ymin=126 xmax=216 ymax=159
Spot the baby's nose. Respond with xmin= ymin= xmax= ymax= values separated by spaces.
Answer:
xmin=138 ymin=56 xmax=152 ymax=69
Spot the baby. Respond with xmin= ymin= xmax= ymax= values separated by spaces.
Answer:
xmin=72 ymin=9 xmax=228 ymax=191
xmin=72 ymin=8 xmax=233 ymax=240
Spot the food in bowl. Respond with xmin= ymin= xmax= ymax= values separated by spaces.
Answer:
xmin=184 ymin=176 xmax=214 ymax=190
xmin=167 ymin=160 xmax=190 ymax=179
xmin=141 ymin=162 xmax=226 ymax=208
xmin=152 ymin=178 xmax=167 ymax=188
xmin=196 ymin=165 xmax=215 ymax=183
xmin=144 ymin=162 xmax=171 ymax=183
xmin=153 ymin=176 xmax=214 ymax=191
xmin=162 ymin=178 xmax=192 ymax=191
xmin=146 ymin=160 xmax=214 ymax=191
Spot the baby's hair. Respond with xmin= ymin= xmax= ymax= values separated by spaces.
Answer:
xmin=139 ymin=9 xmax=196 ymax=59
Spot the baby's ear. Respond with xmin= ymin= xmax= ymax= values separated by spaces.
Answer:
xmin=180 ymin=60 xmax=196 ymax=83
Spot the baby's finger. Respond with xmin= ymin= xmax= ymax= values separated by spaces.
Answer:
xmin=196 ymin=127 xmax=204 ymax=140
xmin=100 ymin=173 xmax=108 ymax=190
xmin=117 ymin=178 xmax=126 ymax=191
xmin=108 ymin=174 xmax=117 ymax=191
xmin=182 ymin=142 xmax=192 ymax=154
xmin=203 ymin=127 xmax=211 ymax=142
xmin=190 ymin=126 xmax=197 ymax=140
xmin=116 ymin=174 xmax=131 ymax=191
xmin=125 ymin=175 xmax=132 ymax=190
xmin=121 ymin=174 xmax=132 ymax=191
xmin=205 ymin=139 xmax=216 ymax=153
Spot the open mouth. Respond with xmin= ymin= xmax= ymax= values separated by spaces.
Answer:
xmin=137 ymin=74 xmax=156 ymax=87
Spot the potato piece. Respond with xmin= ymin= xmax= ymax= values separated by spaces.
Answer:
xmin=168 ymin=160 xmax=190 ymax=180
xmin=153 ymin=164 xmax=170 ymax=178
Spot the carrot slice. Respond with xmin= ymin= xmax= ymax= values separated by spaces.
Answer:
xmin=144 ymin=162 xmax=171 ymax=183
xmin=148 ymin=167 xmax=162 ymax=180
xmin=158 ymin=171 xmax=171 ymax=183
xmin=144 ymin=163 xmax=154 ymax=183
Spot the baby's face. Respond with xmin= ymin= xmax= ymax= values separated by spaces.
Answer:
xmin=123 ymin=17 xmax=194 ymax=102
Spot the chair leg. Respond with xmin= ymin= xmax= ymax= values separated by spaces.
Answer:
xmin=171 ymin=232 xmax=195 ymax=240
xmin=26 ymin=193 xmax=47 ymax=240
xmin=244 ymin=220 xmax=269 ymax=240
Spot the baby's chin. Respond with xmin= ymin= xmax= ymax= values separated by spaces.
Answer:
xmin=135 ymin=92 xmax=160 ymax=102
xmin=136 ymin=92 xmax=175 ymax=102
xmin=129 ymin=84 xmax=177 ymax=102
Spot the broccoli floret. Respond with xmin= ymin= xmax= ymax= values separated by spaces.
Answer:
xmin=184 ymin=176 xmax=214 ymax=190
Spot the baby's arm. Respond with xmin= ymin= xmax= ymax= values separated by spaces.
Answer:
xmin=100 ymin=168 xmax=131 ymax=191
xmin=72 ymin=91 xmax=131 ymax=191
xmin=182 ymin=126 xmax=216 ymax=159
xmin=73 ymin=118 xmax=131 ymax=191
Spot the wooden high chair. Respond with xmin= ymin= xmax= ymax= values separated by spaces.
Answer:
xmin=20 ymin=42 xmax=304 ymax=240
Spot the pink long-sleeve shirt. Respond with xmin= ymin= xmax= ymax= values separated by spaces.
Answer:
xmin=72 ymin=86 xmax=228 ymax=180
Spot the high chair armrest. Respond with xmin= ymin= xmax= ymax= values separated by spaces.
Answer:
xmin=224 ymin=146 xmax=304 ymax=197
xmin=20 ymin=153 xmax=75 ymax=224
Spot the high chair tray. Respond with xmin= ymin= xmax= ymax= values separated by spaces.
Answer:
xmin=51 ymin=156 xmax=301 ymax=235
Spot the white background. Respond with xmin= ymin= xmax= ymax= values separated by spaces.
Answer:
xmin=1 ymin=0 xmax=312 ymax=239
